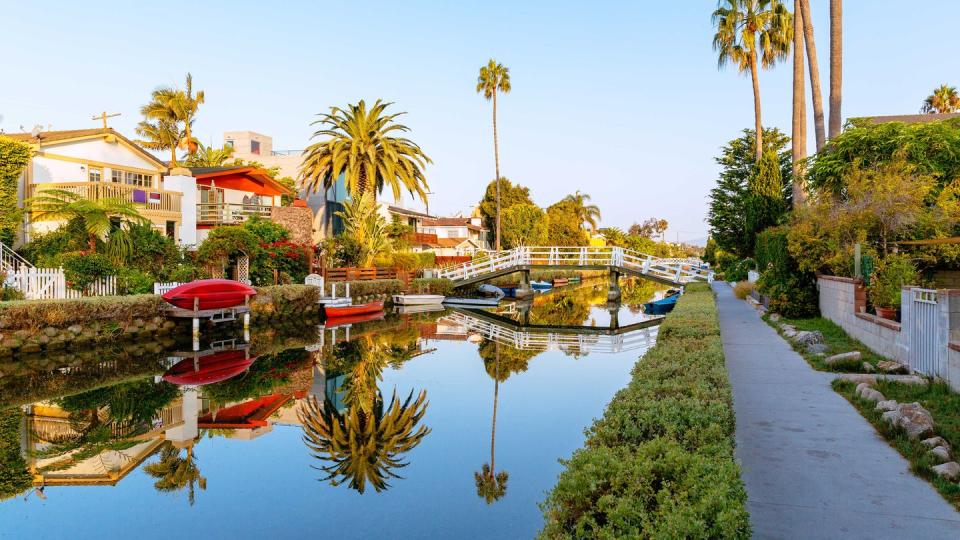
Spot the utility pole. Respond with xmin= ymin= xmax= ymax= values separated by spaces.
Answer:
xmin=92 ymin=111 xmax=120 ymax=129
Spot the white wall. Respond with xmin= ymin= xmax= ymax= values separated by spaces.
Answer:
xmin=818 ymin=276 xmax=907 ymax=362
xmin=163 ymin=175 xmax=197 ymax=246
xmin=43 ymin=137 xmax=160 ymax=170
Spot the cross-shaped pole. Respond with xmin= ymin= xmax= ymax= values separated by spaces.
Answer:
xmin=92 ymin=111 xmax=120 ymax=129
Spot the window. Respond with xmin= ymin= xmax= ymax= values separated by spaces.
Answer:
xmin=166 ymin=221 xmax=176 ymax=239
xmin=110 ymin=169 xmax=152 ymax=187
xmin=225 ymin=139 xmax=234 ymax=148
xmin=88 ymin=168 xmax=102 ymax=182
xmin=250 ymin=140 xmax=260 ymax=155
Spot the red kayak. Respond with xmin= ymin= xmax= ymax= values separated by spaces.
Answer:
xmin=163 ymin=349 xmax=256 ymax=386
xmin=324 ymin=310 xmax=386 ymax=328
xmin=162 ymin=279 xmax=256 ymax=310
xmin=324 ymin=301 xmax=384 ymax=319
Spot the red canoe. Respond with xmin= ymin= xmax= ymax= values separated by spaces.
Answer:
xmin=324 ymin=310 xmax=386 ymax=328
xmin=162 ymin=279 xmax=256 ymax=310
xmin=163 ymin=349 xmax=256 ymax=386
xmin=324 ymin=301 xmax=384 ymax=319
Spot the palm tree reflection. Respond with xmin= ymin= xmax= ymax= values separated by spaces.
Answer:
xmin=144 ymin=443 xmax=207 ymax=505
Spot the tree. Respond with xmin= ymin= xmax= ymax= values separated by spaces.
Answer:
xmin=629 ymin=218 xmax=669 ymax=240
xmin=476 ymin=59 xmax=512 ymax=251
xmin=921 ymin=84 xmax=960 ymax=114
xmin=184 ymin=143 xmax=235 ymax=167
xmin=562 ymin=191 xmax=602 ymax=231
xmin=299 ymin=99 xmax=431 ymax=203
xmin=713 ymin=0 xmax=793 ymax=160
xmin=135 ymin=118 xmax=180 ymax=167
xmin=546 ymin=200 xmax=589 ymax=246
xmin=27 ymin=189 xmax=148 ymax=251
xmin=799 ymin=0 xmax=825 ymax=151
xmin=501 ymin=203 xmax=548 ymax=248
xmin=0 ymin=137 xmax=31 ymax=245
xmin=139 ymin=73 xmax=205 ymax=164
xmin=791 ymin=0 xmax=807 ymax=206
xmin=478 ymin=177 xmax=533 ymax=236
xmin=829 ymin=0 xmax=842 ymax=139
xmin=745 ymin=150 xmax=787 ymax=248
xmin=707 ymin=128 xmax=791 ymax=257
xmin=335 ymin=192 xmax=390 ymax=267
xmin=144 ymin=444 xmax=207 ymax=506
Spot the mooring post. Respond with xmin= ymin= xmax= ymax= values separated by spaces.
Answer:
xmin=608 ymin=270 xmax=621 ymax=302
xmin=516 ymin=269 xmax=534 ymax=299
xmin=243 ymin=312 xmax=250 ymax=342
xmin=192 ymin=317 xmax=200 ymax=351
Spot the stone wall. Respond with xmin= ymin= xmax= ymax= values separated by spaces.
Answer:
xmin=933 ymin=270 xmax=960 ymax=289
xmin=817 ymin=275 xmax=907 ymax=362
xmin=270 ymin=206 xmax=314 ymax=245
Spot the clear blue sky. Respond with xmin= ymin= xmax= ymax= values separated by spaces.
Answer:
xmin=3 ymin=1 xmax=958 ymax=242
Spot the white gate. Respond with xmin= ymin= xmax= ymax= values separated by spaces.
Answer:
xmin=909 ymin=288 xmax=941 ymax=377
xmin=11 ymin=268 xmax=116 ymax=300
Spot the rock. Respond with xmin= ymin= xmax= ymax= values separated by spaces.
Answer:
xmin=875 ymin=400 xmax=899 ymax=412
xmin=896 ymin=402 xmax=935 ymax=440
xmin=793 ymin=330 xmax=825 ymax=346
xmin=807 ymin=343 xmax=829 ymax=354
xmin=43 ymin=327 xmax=59 ymax=337
xmin=825 ymin=351 xmax=861 ymax=366
xmin=855 ymin=382 xmax=873 ymax=396
xmin=882 ymin=409 xmax=903 ymax=426
xmin=931 ymin=462 xmax=960 ymax=481
xmin=929 ymin=446 xmax=952 ymax=463
xmin=840 ymin=373 xmax=878 ymax=385
xmin=922 ymin=436 xmax=952 ymax=452
xmin=860 ymin=388 xmax=886 ymax=403
xmin=769 ymin=313 xmax=781 ymax=322
xmin=862 ymin=362 xmax=875 ymax=373
xmin=67 ymin=324 xmax=83 ymax=335
xmin=780 ymin=324 xmax=798 ymax=338
xmin=876 ymin=360 xmax=909 ymax=374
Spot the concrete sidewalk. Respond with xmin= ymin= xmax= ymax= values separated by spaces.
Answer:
xmin=713 ymin=283 xmax=960 ymax=539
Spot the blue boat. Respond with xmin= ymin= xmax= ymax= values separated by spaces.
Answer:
xmin=531 ymin=281 xmax=553 ymax=292
xmin=643 ymin=290 xmax=681 ymax=315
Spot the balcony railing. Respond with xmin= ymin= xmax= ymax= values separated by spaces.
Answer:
xmin=29 ymin=182 xmax=182 ymax=217
xmin=198 ymin=203 xmax=273 ymax=225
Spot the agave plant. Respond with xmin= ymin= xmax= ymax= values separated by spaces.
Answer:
xmin=298 ymin=388 xmax=430 ymax=494
xmin=335 ymin=192 xmax=390 ymax=267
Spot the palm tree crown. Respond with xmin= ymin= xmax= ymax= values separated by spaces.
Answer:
xmin=563 ymin=191 xmax=601 ymax=231
xmin=921 ymin=84 xmax=960 ymax=114
xmin=138 ymin=73 xmax=205 ymax=165
xmin=299 ymin=99 xmax=431 ymax=202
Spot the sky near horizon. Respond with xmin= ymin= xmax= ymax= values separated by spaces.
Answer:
xmin=2 ymin=0 xmax=959 ymax=243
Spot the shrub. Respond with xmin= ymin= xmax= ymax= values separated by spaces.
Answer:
xmin=539 ymin=283 xmax=750 ymax=538
xmin=116 ymin=267 xmax=155 ymax=295
xmin=61 ymin=252 xmax=117 ymax=291
xmin=197 ymin=226 xmax=261 ymax=264
xmin=124 ymin=222 xmax=182 ymax=276
xmin=733 ymin=281 xmax=755 ymax=300
xmin=243 ymin=215 xmax=290 ymax=244
xmin=869 ymin=254 xmax=918 ymax=309
xmin=341 ymin=279 xmax=403 ymax=298
xmin=725 ymin=258 xmax=755 ymax=282
xmin=410 ymin=278 xmax=454 ymax=296
xmin=321 ymin=235 xmax=363 ymax=268
xmin=0 ymin=294 xmax=163 ymax=329
xmin=250 ymin=285 xmax=321 ymax=318
xmin=755 ymin=227 xmax=818 ymax=318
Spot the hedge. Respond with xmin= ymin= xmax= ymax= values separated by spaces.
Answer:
xmin=410 ymin=278 xmax=454 ymax=296
xmin=338 ymin=279 xmax=403 ymax=298
xmin=0 ymin=294 xmax=164 ymax=330
xmin=539 ymin=283 xmax=750 ymax=539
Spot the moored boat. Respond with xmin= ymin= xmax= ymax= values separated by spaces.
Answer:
xmin=552 ymin=277 xmax=569 ymax=286
xmin=531 ymin=281 xmax=553 ymax=291
xmin=324 ymin=310 xmax=386 ymax=327
xmin=162 ymin=279 xmax=256 ymax=310
xmin=163 ymin=349 xmax=256 ymax=386
xmin=392 ymin=294 xmax=445 ymax=305
xmin=324 ymin=300 xmax=385 ymax=318
xmin=443 ymin=297 xmax=501 ymax=307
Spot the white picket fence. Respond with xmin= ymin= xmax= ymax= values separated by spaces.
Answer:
xmin=153 ymin=282 xmax=182 ymax=295
xmin=8 ymin=267 xmax=116 ymax=300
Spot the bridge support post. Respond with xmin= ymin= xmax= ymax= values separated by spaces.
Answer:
xmin=607 ymin=270 xmax=621 ymax=302
xmin=607 ymin=302 xmax=620 ymax=330
xmin=516 ymin=269 xmax=534 ymax=299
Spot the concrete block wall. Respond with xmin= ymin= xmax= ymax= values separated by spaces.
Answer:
xmin=818 ymin=276 xmax=906 ymax=363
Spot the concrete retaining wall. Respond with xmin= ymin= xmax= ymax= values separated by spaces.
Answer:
xmin=817 ymin=275 xmax=907 ymax=363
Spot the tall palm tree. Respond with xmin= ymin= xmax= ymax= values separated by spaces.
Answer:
xmin=476 ymin=60 xmax=512 ymax=252
xmin=299 ymin=99 xmax=431 ymax=203
xmin=135 ymin=118 xmax=180 ymax=166
xmin=562 ymin=191 xmax=602 ymax=232
xmin=921 ymin=84 xmax=960 ymax=114
xmin=185 ymin=143 xmax=235 ymax=167
xmin=140 ymin=73 xmax=205 ymax=163
xmin=792 ymin=0 xmax=807 ymax=206
xmin=27 ymin=189 xmax=148 ymax=250
xmin=713 ymin=0 xmax=793 ymax=160
xmin=828 ymin=0 xmax=843 ymax=139
xmin=474 ymin=344 xmax=509 ymax=504
xmin=799 ymin=0 xmax=825 ymax=151
xmin=144 ymin=443 xmax=207 ymax=506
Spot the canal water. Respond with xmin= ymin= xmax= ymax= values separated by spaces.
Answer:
xmin=0 ymin=279 xmax=664 ymax=539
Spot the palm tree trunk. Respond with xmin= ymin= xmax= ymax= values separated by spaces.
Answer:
xmin=170 ymin=146 xmax=177 ymax=168
xmin=490 ymin=345 xmax=500 ymax=475
xmin=800 ymin=0 xmax=826 ymax=152
xmin=749 ymin=52 xmax=763 ymax=161
xmin=493 ymin=91 xmax=502 ymax=252
xmin=829 ymin=0 xmax=843 ymax=139
xmin=792 ymin=0 xmax=808 ymax=206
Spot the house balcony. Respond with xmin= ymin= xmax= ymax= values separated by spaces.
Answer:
xmin=197 ymin=203 xmax=273 ymax=226
xmin=28 ymin=181 xmax=182 ymax=221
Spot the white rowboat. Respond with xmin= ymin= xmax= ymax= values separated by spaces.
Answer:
xmin=392 ymin=294 xmax=445 ymax=306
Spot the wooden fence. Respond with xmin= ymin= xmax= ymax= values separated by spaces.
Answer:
xmin=436 ymin=256 xmax=471 ymax=266
xmin=321 ymin=267 xmax=412 ymax=285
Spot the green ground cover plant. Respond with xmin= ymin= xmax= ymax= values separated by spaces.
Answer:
xmin=539 ymin=283 xmax=750 ymax=539
xmin=761 ymin=314 xmax=885 ymax=372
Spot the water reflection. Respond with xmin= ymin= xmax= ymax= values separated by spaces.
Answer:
xmin=474 ymin=343 xmax=513 ymax=505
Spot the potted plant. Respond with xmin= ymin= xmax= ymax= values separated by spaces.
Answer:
xmin=868 ymin=254 xmax=917 ymax=320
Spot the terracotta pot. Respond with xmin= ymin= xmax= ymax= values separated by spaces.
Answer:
xmin=876 ymin=306 xmax=898 ymax=320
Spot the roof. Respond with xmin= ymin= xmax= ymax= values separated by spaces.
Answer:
xmin=2 ymin=128 xmax=168 ymax=169
xmin=854 ymin=112 xmax=960 ymax=125
xmin=190 ymin=166 xmax=295 ymax=196
xmin=436 ymin=237 xmax=477 ymax=248
xmin=422 ymin=217 xmax=486 ymax=231
xmin=386 ymin=205 xmax=433 ymax=219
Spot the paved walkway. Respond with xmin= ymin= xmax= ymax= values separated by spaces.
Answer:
xmin=713 ymin=283 xmax=960 ymax=539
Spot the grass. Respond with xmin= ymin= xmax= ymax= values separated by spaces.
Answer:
xmin=833 ymin=378 xmax=960 ymax=509
xmin=762 ymin=314 xmax=886 ymax=372
xmin=538 ymin=282 xmax=750 ymax=539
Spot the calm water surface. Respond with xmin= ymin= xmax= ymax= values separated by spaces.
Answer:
xmin=0 ymin=279 xmax=664 ymax=539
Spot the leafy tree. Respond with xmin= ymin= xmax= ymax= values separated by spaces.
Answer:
xmin=501 ymin=203 xmax=548 ymax=248
xmin=27 ymin=189 xmax=148 ymax=251
xmin=562 ymin=191 xmax=602 ymax=232
xmin=299 ymin=99 xmax=431 ymax=202
xmin=478 ymin=177 xmax=533 ymax=238
xmin=476 ymin=59 xmax=512 ymax=250
xmin=921 ymin=84 xmax=960 ymax=114
xmin=546 ymin=200 xmax=589 ymax=246
xmin=745 ymin=150 xmax=787 ymax=250
xmin=713 ymin=0 xmax=793 ymax=160
xmin=707 ymin=128 xmax=791 ymax=257
xmin=629 ymin=218 xmax=669 ymax=240
xmin=0 ymin=138 xmax=31 ymax=245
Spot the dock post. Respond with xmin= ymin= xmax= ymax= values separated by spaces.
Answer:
xmin=608 ymin=270 xmax=622 ymax=302
xmin=243 ymin=312 xmax=250 ymax=342
xmin=516 ymin=269 xmax=534 ymax=299
xmin=192 ymin=317 xmax=200 ymax=351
